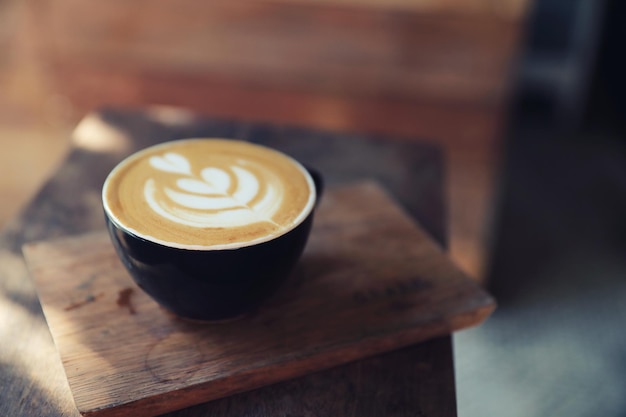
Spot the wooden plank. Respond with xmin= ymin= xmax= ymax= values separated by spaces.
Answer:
xmin=23 ymin=181 xmax=495 ymax=417
xmin=29 ymin=0 xmax=523 ymax=104
xmin=267 ymin=0 xmax=529 ymax=17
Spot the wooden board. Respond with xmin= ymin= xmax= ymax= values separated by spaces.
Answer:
xmin=23 ymin=181 xmax=495 ymax=417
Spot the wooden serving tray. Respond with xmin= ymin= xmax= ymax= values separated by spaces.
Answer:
xmin=23 ymin=181 xmax=495 ymax=417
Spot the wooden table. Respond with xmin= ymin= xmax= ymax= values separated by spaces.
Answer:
xmin=0 ymin=107 xmax=458 ymax=417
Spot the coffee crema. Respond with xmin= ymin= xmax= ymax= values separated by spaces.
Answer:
xmin=103 ymin=139 xmax=316 ymax=250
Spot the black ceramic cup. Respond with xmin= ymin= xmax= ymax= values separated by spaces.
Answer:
xmin=102 ymin=139 xmax=322 ymax=322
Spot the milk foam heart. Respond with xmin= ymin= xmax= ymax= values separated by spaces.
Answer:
xmin=102 ymin=139 xmax=316 ymax=250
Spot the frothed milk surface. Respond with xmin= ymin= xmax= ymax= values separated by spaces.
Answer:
xmin=103 ymin=139 xmax=316 ymax=249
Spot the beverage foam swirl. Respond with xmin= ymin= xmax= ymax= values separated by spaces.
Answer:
xmin=103 ymin=139 xmax=316 ymax=250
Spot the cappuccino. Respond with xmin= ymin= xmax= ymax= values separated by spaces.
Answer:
xmin=103 ymin=139 xmax=316 ymax=250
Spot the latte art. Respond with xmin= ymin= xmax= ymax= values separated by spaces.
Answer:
xmin=145 ymin=154 xmax=282 ymax=228
xmin=103 ymin=139 xmax=316 ymax=250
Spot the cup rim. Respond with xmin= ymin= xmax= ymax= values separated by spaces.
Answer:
xmin=102 ymin=138 xmax=317 ymax=251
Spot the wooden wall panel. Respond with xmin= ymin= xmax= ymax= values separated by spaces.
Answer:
xmin=29 ymin=0 xmax=526 ymax=109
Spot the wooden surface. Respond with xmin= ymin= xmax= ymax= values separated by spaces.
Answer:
xmin=23 ymin=182 xmax=494 ymax=417
xmin=31 ymin=1 xmax=523 ymax=107
xmin=2 ymin=107 xmax=458 ymax=416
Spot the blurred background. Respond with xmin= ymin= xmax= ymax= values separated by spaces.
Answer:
xmin=0 ymin=0 xmax=527 ymax=279
xmin=1 ymin=0 xmax=625 ymax=416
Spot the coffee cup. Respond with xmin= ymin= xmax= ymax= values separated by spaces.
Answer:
xmin=102 ymin=138 xmax=321 ymax=321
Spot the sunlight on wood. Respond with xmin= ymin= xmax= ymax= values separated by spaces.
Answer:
xmin=0 ymin=252 xmax=71 ymax=411
xmin=146 ymin=106 xmax=199 ymax=127
xmin=72 ymin=114 xmax=131 ymax=153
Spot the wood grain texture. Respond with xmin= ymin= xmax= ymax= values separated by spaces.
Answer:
xmin=29 ymin=0 xmax=523 ymax=105
xmin=264 ymin=0 xmax=529 ymax=17
xmin=23 ymin=182 xmax=494 ymax=417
